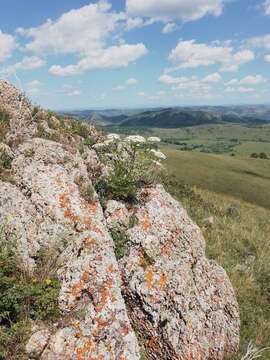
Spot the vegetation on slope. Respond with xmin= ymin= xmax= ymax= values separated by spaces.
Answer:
xmin=0 ymin=239 xmax=61 ymax=360
xmin=165 ymin=178 xmax=270 ymax=359
xmin=163 ymin=148 xmax=270 ymax=209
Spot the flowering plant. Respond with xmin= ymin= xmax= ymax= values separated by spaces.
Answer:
xmin=95 ymin=134 xmax=166 ymax=201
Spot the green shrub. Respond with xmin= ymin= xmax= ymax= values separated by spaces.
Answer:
xmin=0 ymin=241 xmax=61 ymax=359
xmin=0 ymin=109 xmax=10 ymax=142
xmin=96 ymin=135 xmax=165 ymax=202
xmin=110 ymin=229 xmax=130 ymax=260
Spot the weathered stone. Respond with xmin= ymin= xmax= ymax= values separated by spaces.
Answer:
xmin=2 ymin=137 xmax=140 ymax=359
xmin=105 ymin=200 xmax=130 ymax=230
xmin=120 ymin=185 xmax=240 ymax=360
xmin=0 ymin=80 xmax=36 ymax=142
xmin=26 ymin=328 xmax=51 ymax=359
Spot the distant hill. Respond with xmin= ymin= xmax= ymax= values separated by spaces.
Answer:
xmin=62 ymin=105 xmax=270 ymax=128
xmin=119 ymin=108 xmax=269 ymax=128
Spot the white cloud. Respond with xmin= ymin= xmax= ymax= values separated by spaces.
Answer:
xmin=126 ymin=0 xmax=224 ymax=22
xmin=226 ymin=75 xmax=267 ymax=85
xmin=0 ymin=56 xmax=45 ymax=76
xmin=114 ymin=77 xmax=138 ymax=90
xmin=0 ymin=30 xmax=17 ymax=63
xmin=48 ymin=43 xmax=147 ymax=76
xmin=58 ymin=84 xmax=81 ymax=96
xmin=265 ymin=54 xmax=270 ymax=62
xmin=25 ymin=80 xmax=42 ymax=96
xmin=167 ymin=40 xmax=254 ymax=72
xmin=246 ymin=34 xmax=270 ymax=49
xmin=202 ymin=72 xmax=222 ymax=82
xmin=138 ymin=91 xmax=146 ymax=96
xmin=126 ymin=77 xmax=137 ymax=85
xmin=18 ymin=1 xmax=148 ymax=76
xmin=225 ymin=86 xmax=255 ymax=93
xmin=162 ymin=22 xmax=178 ymax=34
xmin=159 ymin=74 xmax=212 ymax=97
xmin=113 ymin=85 xmax=126 ymax=91
xmin=125 ymin=17 xmax=144 ymax=30
xmin=263 ymin=0 xmax=270 ymax=15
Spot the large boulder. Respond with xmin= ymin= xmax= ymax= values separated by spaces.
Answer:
xmin=120 ymin=185 xmax=240 ymax=360
xmin=1 ymin=138 xmax=140 ymax=359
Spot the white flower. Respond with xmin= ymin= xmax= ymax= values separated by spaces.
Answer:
xmin=150 ymin=149 xmax=167 ymax=160
xmin=104 ymin=139 xmax=114 ymax=145
xmin=148 ymin=136 xmax=161 ymax=143
xmin=125 ymin=135 xmax=146 ymax=143
xmin=152 ymin=160 xmax=162 ymax=167
xmin=93 ymin=142 xmax=106 ymax=150
xmin=107 ymin=133 xmax=120 ymax=141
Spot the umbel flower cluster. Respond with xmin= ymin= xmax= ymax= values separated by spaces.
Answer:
xmin=93 ymin=133 xmax=167 ymax=200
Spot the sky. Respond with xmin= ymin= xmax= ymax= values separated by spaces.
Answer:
xmin=0 ymin=0 xmax=270 ymax=109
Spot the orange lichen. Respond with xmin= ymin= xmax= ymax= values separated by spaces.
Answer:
xmin=161 ymin=242 xmax=172 ymax=257
xmin=59 ymin=192 xmax=80 ymax=223
xmin=83 ymin=236 xmax=97 ymax=250
xmin=95 ymin=286 xmax=110 ymax=313
xmin=118 ymin=356 xmax=127 ymax=360
xmin=140 ymin=217 xmax=151 ymax=231
xmin=76 ymin=339 xmax=95 ymax=360
xmin=158 ymin=272 xmax=167 ymax=291
xmin=145 ymin=269 xmax=154 ymax=289
xmin=71 ymin=271 xmax=90 ymax=300
xmin=85 ymin=200 xmax=99 ymax=214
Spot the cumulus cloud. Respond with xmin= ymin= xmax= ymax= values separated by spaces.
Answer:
xmin=0 ymin=30 xmax=17 ymax=63
xmin=126 ymin=0 xmax=224 ymax=22
xmin=265 ymin=54 xmax=270 ymax=62
xmin=225 ymin=86 xmax=255 ymax=93
xmin=246 ymin=34 xmax=270 ymax=48
xmin=113 ymin=77 xmax=138 ymax=90
xmin=202 ymin=72 xmax=222 ymax=82
xmin=25 ymin=80 xmax=42 ymax=96
xmin=159 ymin=74 xmax=213 ymax=97
xmin=162 ymin=22 xmax=178 ymax=34
xmin=48 ymin=44 xmax=147 ymax=76
xmin=18 ymin=1 xmax=148 ymax=76
xmin=263 ymin=0 xmax=270 ymax=15
xmin=0 ymin=56 xmax=45 ymax=76
xmin=167 ymin=40 xmax=254 ymax=72
xmin=126 ymin=77 xmax=137 ymax=85
xmin=225 ymin=74 xmax=267 ymax=85
xmin=58 ymin=84 xmax=81 ymax=96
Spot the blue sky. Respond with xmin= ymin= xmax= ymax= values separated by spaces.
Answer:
xmin=0 ymin=0 xmax=270 ymax=109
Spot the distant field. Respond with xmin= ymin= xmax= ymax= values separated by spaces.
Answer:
xmin=163 ymin=146 xmax=270 ymax=209
xmin=110 ymin=123 xmax=270 ymax=157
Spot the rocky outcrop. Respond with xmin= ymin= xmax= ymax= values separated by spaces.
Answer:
xmin=120 ymin=186 xmax=239 ymax=359
xmin=0 ymin=80 xmax=240 ymax=359
xmin=0 ymin=80 xmax=36 ymax=141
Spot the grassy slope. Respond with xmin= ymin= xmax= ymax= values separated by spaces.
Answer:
xmin=163 ymin=146 xmax=270 ymax=209
xmin=166 ymin=182 xmax=270 ymax=358
xmin=111 ymin=123 xmax=270 ymax=156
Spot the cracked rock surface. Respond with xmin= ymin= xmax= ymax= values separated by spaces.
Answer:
xmin=120 ymin=186 xmax=240 ymax=359
xmin=0 ymin=80 xmax=240 ymax=359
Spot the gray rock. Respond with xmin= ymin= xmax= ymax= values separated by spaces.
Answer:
xmin=120 ymin=185 xmax=240 ymax=360
xmin=26 ymin=328 xmax=51 ymax=359
xmin=105 ymin=200 xmax=130 ymax=230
